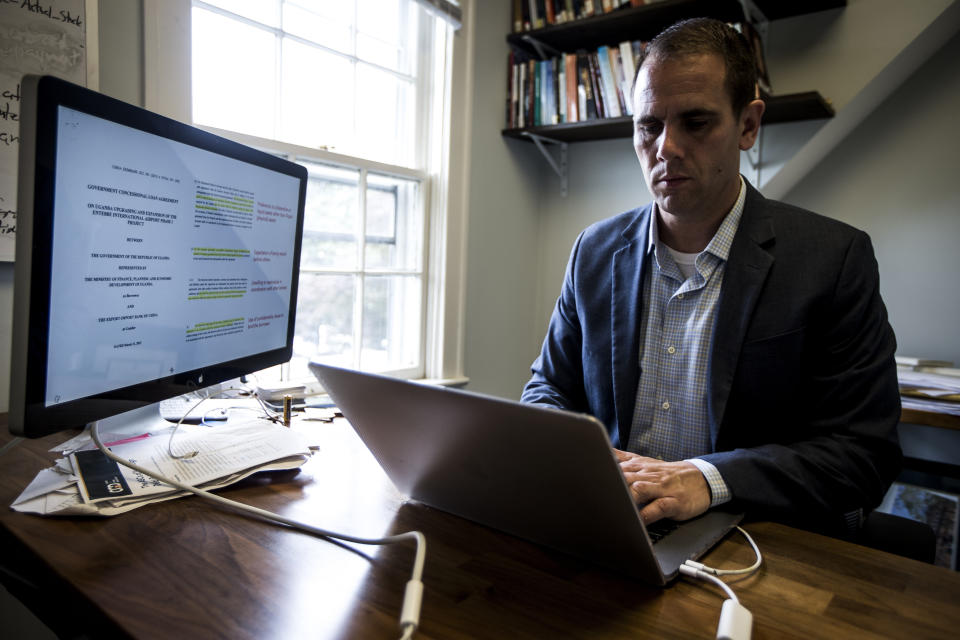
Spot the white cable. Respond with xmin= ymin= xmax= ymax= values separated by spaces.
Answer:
xmin=679 ymin=564 xmax=738 ymax=600
xmin=166 ymin=386 xmax=281 ymax=459
xmin=683 ymin=526 xmax=762 ymax=576
xmin=91 ymin=421 xmax=426 ymax=639
xmin=679 ymin=527 xmax=761 ymax=640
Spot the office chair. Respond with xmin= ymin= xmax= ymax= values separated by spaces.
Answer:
xmin=856 ymin=510 xmax=938 ymax=565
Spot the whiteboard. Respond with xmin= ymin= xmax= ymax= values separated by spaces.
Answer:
xmin=0 ymin=0 xmax=98 ymax=261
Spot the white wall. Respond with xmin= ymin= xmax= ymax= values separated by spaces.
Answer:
xmin=785 ymin=29 xmax=960 ymax=364
xmin=459 ymin=1 xmax=543 ymax=400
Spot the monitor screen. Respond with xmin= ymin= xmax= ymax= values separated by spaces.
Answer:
xmin=10 ymin=75 xmax=307 ymax=438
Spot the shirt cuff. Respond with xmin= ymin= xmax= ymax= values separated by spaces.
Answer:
xmin=686 ymin=458 xmax=732 ymax=507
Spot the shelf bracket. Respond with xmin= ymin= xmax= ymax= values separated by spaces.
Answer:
xmin=523 ymin=132 xmax=568 ymax=197
xmin=519 ymin=34 xmax=561 ymax=60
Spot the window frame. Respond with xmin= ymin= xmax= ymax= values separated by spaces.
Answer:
xmin=142 ymin=0 xmax=468 ymax=386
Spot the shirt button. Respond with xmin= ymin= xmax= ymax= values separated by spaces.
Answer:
xmin=661 ymin=401 xmax=670 ymax=410
xmin=677 ymin=293 xmax=684 ymax=300
xmin=667 ymin=346 xmax=676 ymax=354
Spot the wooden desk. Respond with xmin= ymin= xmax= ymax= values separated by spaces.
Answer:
xmin=901 ymin=406 xmax=960 ymax=431
xmin=3 ymin=417 xmax=960 ymax=639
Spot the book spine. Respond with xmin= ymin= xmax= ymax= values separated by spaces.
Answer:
xmin=609 ymin=46 xmax=628 ymax=116
xmin=587 ymin=51 xmax=606 ymax=119
xmin=596 ymin=45 xmax=621 ymax=118
xmin=578 ymin=51 xmax=598 ymax=120
xmin=565 ymin=52 xmax=578 ymax=123
xmin=528 ymin=0 xmax=541 ymax=30
xmin=527 ymin=59 xmax=536 ymax=126
xmin=558 ymin=59 xmax=566 ymax=123
xmin=552 ymin=57 xmax=560 ymax=124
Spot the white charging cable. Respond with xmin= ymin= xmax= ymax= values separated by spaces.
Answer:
xmin=678 ymin=526 xmax=761 ymax=640
xmin=91 ymin=422 xmax=426 ymax=640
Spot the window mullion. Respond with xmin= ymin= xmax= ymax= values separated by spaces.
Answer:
xmin=274 ymin=30 xmax=283 ymax=141
xmin=354 ymin=167 xmax=369 ymax=369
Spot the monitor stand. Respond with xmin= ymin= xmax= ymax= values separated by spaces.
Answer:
xmin=90 ymin=403 xmax=174 ymax=440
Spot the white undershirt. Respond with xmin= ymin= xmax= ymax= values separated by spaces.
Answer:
xmin=665 ymin=246 xmax=700 ymax=280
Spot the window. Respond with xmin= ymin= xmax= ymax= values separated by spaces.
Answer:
xmin=144 ymin=0 xmax=465 ymax=385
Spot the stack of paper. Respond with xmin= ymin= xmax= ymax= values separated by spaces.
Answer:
xmin=898 ymin=369 xmax=960 ymax=417
xmin=12 ymin=418 xmax=314 ymax=516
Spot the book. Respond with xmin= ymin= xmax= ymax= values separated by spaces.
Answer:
xmin=586 ymin=51 xmax=606 ymax=119
xmin=618 ymin=40 xmax=637 ymax=113
xmin=552 ymin=57 xmax=561 ymax=124
xmin=534 ymin=60 xmax=542 ymax=125
xmin=558 ymin=59 xmax=566 ymax=123
xmin=596 ymin=45 xmax=622 ymax=117
xmin=577 ymin=51 xmax=597 ymax=120
xmin=565 ymin=52 xmax=579 ymax=123
xmin=528 ymin=0 xmax=542 ymax=30
xmin=738 ymin=21 xmax=772 ymax=95
xmin=608 ymin=46 xmax=628 ymax=115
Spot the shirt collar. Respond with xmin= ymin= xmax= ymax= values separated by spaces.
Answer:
xmin=646 ymin=175 xmax=746 ymax=262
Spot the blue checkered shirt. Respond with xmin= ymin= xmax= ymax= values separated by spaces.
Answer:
xmin=626 ymin=178 xmax=747 ymax=507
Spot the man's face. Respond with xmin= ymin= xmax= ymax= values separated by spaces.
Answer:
xmin=633 ymin=53 xmax=757 ymax=222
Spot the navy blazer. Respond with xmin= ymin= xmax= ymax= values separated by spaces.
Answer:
xmin=522 ymin=182 xmax=902 ymax=532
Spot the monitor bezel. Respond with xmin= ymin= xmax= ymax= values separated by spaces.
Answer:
xmin=10 ymin=75 xmax=307 ymax=438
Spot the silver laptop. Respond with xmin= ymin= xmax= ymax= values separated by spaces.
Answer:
xmin=309 ymin=362 xmax=742 ymax=585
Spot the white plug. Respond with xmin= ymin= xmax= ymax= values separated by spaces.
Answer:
xmin=716 ymin=598 xmax=752 ymax=640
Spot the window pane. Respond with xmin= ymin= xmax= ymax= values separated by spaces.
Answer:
xmin=357 ymin=0 xmax=414 ymax=72
xmin=192 ymin=8 xmax=277 ymax=138
xmin=280 ymin=38 xmax=355 ymax=153
xmin=203 ymin=0 xmax=281 ymax=27
xmin=361 ymin=275 xmax=421 ymax=372
xmin=300 ymin=162 xmax=360 ymax=270
xmin=355 ymin=63 xmax=414 ymax=165
xmin=365 ymin=173 xmax=421 ymax=270
xmin=283 ymin=0 xmax=354 ymax=55
xmin=294 ymin=273 xmax=356 ymax=378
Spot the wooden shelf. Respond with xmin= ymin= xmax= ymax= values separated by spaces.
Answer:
xmin=502 ymin=91 xmax=835 ymax=144
xmin=508 ymin=0 xmax=745 ymax=58
xmin=751 ymin=1 xmax=846 ymax=21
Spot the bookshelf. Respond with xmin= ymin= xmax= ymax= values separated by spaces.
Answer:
xmin=503 ymin=0 xmax=843 ymax=144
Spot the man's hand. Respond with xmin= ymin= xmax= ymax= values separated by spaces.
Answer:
xmin=614 ymin=449 xmax=711 ymax=524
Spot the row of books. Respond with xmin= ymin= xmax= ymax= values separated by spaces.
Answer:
xmin=512 ymin=0 xmax=663 ymax=32
xmin=506 ymin=41 xmax=644 ymax=130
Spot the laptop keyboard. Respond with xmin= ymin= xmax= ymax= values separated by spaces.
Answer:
xmin=646 ymin=519 xmax=680 ymax=544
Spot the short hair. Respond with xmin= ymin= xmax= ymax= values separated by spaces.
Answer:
xmin=636 ymin=18 xmax=758 ymax=116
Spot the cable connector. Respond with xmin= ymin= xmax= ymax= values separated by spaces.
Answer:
xmin=717 ymin=598 xmax=753 ymax=640
xmin=400 ymin=579 xmax=424 ymax=635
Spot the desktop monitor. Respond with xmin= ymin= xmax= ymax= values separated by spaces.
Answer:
xmin=9 ymin=75 xmax=307 ymax=438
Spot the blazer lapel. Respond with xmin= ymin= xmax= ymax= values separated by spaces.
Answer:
xmin=611 ymin=207 xmax=652 ymax=448
xmin=709 ymin=187 xmax=775 ymax=446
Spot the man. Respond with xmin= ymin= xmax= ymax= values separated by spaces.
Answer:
xmin=521 ymin=18 xmax=901 ymax=537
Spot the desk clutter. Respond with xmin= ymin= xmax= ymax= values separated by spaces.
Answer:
xmin=897 ymin=355 xmax=960 ymax=417
xmin=11 ymin=417 xmax=314 ymax=517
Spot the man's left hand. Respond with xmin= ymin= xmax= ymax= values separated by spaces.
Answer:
xmin=613 ymin=449 xmax=711 ymax=524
